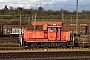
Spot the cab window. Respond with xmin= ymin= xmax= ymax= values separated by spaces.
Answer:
xmin=50 ymin=27 xmax=56 ymax=32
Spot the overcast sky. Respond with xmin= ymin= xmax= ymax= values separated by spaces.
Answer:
xmin=0 ymin=0 xmax=90 ymax=11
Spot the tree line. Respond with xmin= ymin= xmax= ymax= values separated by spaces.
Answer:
xmin=0 ymin=5 xmax=90 ymax=25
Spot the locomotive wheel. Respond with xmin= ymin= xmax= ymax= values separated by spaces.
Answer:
xmin=26 ymin=42 xmax=68 ymax=48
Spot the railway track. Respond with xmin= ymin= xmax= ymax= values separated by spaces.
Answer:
xmin=0 ymin=47 xmax=90 ymax=60
xmin=0 ymin=51 xmax=90 ymax=60
xmin=0 ymin=37 xmax=20 ymax=47
xmin=0 ymin=47 xmax=25 ymax=50
xmin=0 ymin=47 xmax=90 ymax=53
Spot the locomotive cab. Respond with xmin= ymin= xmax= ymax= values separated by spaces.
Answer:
xmin=46 ymin=24 xmax=70 ymax=41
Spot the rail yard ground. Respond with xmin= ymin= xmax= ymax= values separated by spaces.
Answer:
xmin=0 ymin=51 xmax=90 ymax=60
xmin=0 ymin=47 xmax=90 ymax=60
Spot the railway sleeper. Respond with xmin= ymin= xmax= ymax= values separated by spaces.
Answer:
xmin=78 ymin=43 xmax=90 ymax=48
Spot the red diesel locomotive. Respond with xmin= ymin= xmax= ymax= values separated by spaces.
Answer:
xmin=23 ymin=22 xmax=72 ymax=48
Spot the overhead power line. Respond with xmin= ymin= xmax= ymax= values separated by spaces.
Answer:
xmin=0 ymin=2 xmax=90 ymax=6
xmin=0 ymin=2 xmax=11 ymax=3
